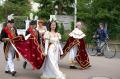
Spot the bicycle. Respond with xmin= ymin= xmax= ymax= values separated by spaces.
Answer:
xmin=87 ymin=40 xmax=116 ymax=58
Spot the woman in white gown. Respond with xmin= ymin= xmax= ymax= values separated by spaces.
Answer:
xmin=40 ymin=21 xmax=65 ymax=79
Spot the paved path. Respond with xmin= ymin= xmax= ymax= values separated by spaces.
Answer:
xmin=0 ymin=43 xmax=120 ymax=79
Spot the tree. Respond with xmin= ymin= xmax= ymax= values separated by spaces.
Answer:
xmin=91 ymin=0 xmax=120 ymax=40
xmin=0 ymin=0 xmax=31 ymax=21
xmin=0 ymin=6 xmax=4 ymax=22
xmin=33 ymin=0 xmax=74 ymax=19
xmin=77 ymin=0 xmax=120 ymax=41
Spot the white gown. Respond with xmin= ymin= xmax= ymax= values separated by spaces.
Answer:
xmin=40 ymin=31 xmax=65 ymax=79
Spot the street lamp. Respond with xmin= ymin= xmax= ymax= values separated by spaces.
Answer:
xmin=74 ymin=0 xmax=77 ymax=28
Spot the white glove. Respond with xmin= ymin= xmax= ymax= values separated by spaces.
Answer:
xmin=44 ymin=40 xmax=49 ymax=55
xmin=58 ymin=43 xmax=63 ymax=55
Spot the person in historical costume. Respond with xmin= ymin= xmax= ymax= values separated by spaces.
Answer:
xmin=0 ymin=14 xmax=19 ymax=76
xmin=10 ymin=36 xmax=44 ymax=71
xmin=61 ymin=21 xmax=91 ymax=70
xmin=36 ymin=19 xmax=47 ymax=51
xmin=40 ymin=21 xmax=65 ymax=79
xmin=23 ymin=20 xmax=41 ymax=69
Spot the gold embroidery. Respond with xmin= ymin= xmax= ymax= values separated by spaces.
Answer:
xmin=62 ymin=37 xmax=90 ymax=69
xmin=10 ymin=27 xmax=16 ymax=37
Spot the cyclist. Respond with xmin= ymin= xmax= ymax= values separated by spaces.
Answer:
xmin=93 ymin=23 xmax=108 ymax=56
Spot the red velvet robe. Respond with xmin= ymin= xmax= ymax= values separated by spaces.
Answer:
xmin=11 ymin=34 xmax=45 ymax=69
xmin=61 ymin=37 xmax=90 ymax=69
xmin=2 ymin=26 xmax=44 ymax=69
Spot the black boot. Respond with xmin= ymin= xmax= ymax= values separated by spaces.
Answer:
xmin=11 ymin=71 xmax=16 ymax=76
xmin=23 ymin=61 xmax=27 ymax=69
xmin=69 ymin=66 xmax=78 ymax=69
xmin=5 ymin=70 xmax=11 ymax=74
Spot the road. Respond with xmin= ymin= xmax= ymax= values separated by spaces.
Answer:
xmin=0 ymin=43 xmax=120 ymax=79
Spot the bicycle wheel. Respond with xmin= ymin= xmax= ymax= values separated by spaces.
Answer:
xmin=88 ymin=48 xmax=97 ymax=56
xmin=103 ymin=44 xmax=116 ymax=58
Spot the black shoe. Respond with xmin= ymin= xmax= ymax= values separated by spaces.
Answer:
xmin=5 ymin=71 xmax=11 ymax=74
xmin=23 ymin=61 xmax=27 ymax=69
xmin=69 ymin=66 xmax=78 ymax=69
xmin=11 ymin=71 xmax=16 ymax=76
xmin=88 ymin=65 xmax=92 ymax=67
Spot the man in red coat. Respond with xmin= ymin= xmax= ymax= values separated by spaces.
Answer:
xmin=0 ymin=17 xmax=19 ymax=76
xmin=23 ymin=20 xmax=41 ymax=69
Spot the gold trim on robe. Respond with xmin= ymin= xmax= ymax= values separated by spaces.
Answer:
xmin=61 ymin=28 xmax=90 ymax=69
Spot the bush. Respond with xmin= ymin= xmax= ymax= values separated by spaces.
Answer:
xmin=70 ymin=21 xmax=74 ymax=31
xmin=58 ymin=23 xmax=69 ymax=42
xmin=58 ymin=23 xmax=64 ymax=35
xmin=61 ymin=33 xmax=69 ymax=42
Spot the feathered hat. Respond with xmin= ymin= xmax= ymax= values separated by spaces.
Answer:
xmin=7 ymin=14 xmax=14 ymax=23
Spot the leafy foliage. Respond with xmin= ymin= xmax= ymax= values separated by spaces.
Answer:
xmin=0 ymin=0 xmax=30 ymax=22
xmin=58 ymin=23 xmax=69 ymax=42
xmin=33 ymin=0 xmax=74 ymax=19
xmin=0 ymin=0 xmax=120 ymax=41
xmin=77 ymin=0 xmax=120 ymax=42
xmin=14 ymin=16 xmax=27 ymax=29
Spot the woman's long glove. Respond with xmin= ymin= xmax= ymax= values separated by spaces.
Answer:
xmin=44 ymin=39 xmax=49 ymax=55
xmin=58 ymin=43 xmax=63 ymax=55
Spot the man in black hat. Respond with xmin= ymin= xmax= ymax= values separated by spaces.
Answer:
xmin=0 ymin=18 xmax=19 ymax=76
xmin=23 ymin=20 xmax=41 ymax=69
